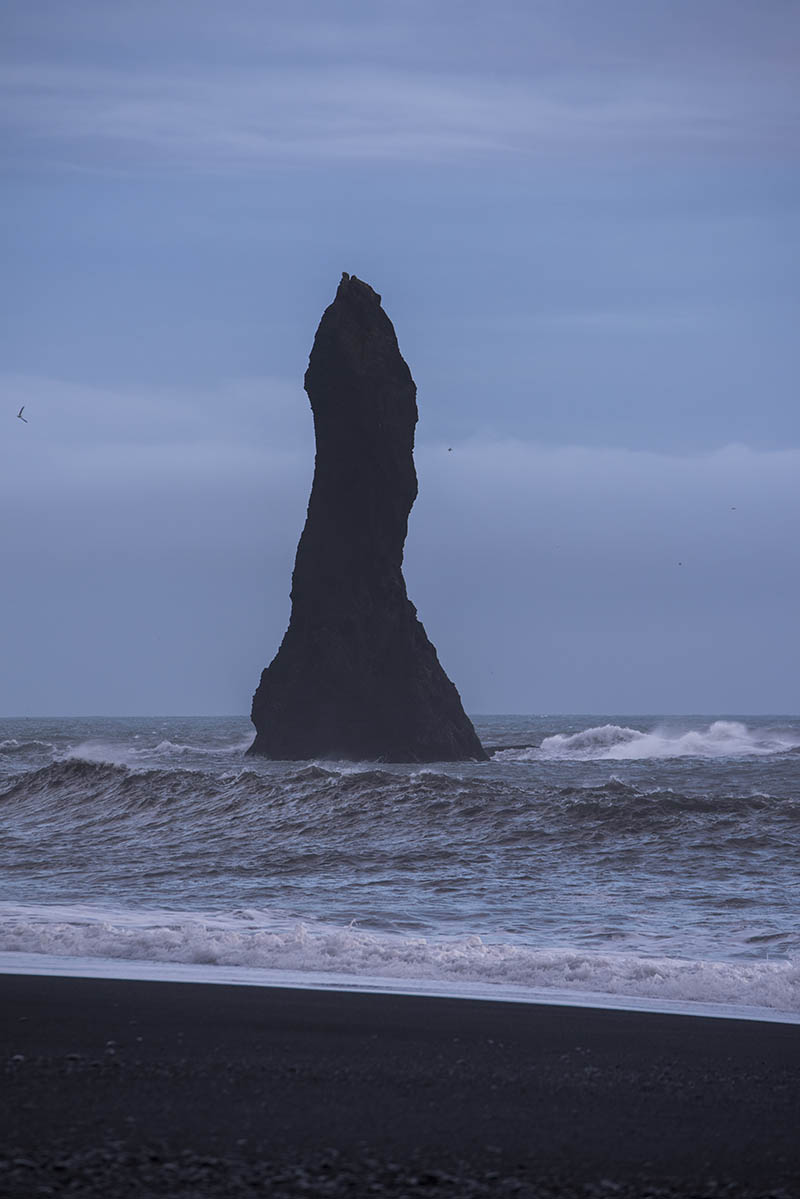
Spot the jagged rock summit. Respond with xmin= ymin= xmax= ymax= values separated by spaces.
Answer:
xmin=248 ymin=273 xmax=487 ymax=762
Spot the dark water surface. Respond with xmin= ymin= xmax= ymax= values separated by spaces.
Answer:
xmin=1 ymin=714 xmax=798 ymax=1018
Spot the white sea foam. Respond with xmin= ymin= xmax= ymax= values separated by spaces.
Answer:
xmin=62 ymin=741 xmax=134 ymax=767
xmin=145 ymin=738 xmax=254 ymax=757
xmin=496 ymin=720 xmax=800 ymax=762
xmin=0 ymin=904 xmax=797 ymax=1017
xmin=0 ymin=738 xmax=54 ymax=752
xmin=61 ymin=733 xmax=253 ymax=768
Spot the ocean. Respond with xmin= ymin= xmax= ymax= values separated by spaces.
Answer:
xmin=1 ymin=714 xmax=798 ymax=1022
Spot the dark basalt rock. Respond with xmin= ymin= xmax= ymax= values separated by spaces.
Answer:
xmin=248 ymin=274 xmax=486 ymax=762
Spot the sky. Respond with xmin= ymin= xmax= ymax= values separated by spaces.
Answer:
xmin=1 ymin=0 xmax=798 ymax=717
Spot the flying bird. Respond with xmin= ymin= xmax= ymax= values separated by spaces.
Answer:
xmin=16 ymin=406 xmax=27 ymax=423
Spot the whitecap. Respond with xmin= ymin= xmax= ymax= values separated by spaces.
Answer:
xmin=497 ymin=720 xmax=800 ymax=762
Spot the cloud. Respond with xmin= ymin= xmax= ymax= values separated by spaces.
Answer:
xmin=0 ymin=372 xmax=311 ymax=463
xmin=2 ymin=1 xmax=797 ymax=172
xmin=1 ymin=374 xmax=314 ymax=715
xmin=407 ymin=438 xmax=800 ymax=713
xmin=2 ymin=376 xmax=798 ymax=714
xmin=0 ymin=373 xmax=314 ymax=560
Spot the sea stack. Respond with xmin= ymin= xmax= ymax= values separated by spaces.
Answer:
xmin=248 ymin=274 xmax=487 ymax=762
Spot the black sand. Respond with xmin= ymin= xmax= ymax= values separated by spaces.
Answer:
xmin=1 ymin=973 xmax=798 ymax=1197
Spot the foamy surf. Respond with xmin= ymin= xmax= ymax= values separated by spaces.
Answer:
xmin=1 ymin=951 xmax=796 ymax=1026
xmin=494 ymin=720 xmax=800 ymax=761
xmin=3 ymin=714 xmax=798 ymax=1027
xmin=62 ymin=733 xmax=255 ymax=767
xmin=0 ymin=904 xmax=797 ymax=1020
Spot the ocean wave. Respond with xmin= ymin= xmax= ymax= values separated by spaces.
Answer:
xmin=0 ymin=759 xmax=494 ymax=851
xmin=136 ymin=736 xmax=255 ymax=757
xmin=0 ymin=755 xmax=479 ymax=805
xmin=2 ymin=757 xmax=795 ymax=845
xmin=496 ymin=720 xmax=800 ymax=762
xmin=0 ymin=907 xmax=797 ymax=1016
xmin=0 ymin=738 xmax=55 ymax=755
xmin=0 ymin=759 xmax=242 ymax=821
xmin=61 ymin=734 xmax=254 ymax=767
xmin=1 ymin=758 xmax=125 ymax=796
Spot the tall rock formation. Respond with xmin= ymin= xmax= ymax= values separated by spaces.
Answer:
xmin=248 ymin=274 xmax=487 ymax=762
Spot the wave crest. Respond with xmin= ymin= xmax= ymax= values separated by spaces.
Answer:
xmin=0 ymin=738 xmax=55 ymax=755
xmin=497 ymin=721 xmax=800 ymax=762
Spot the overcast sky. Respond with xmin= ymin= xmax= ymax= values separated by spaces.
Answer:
xmin=2 ymin=0 xmax=798 ymax=717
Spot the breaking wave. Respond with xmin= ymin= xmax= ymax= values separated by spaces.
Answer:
xmin=496 ymin=720 xmax=800 ymax=762
xmin=3 ymin=715 xmax=799 ymax=1022
xmin=62 ymin=734 xmax=254 ymax=766
xmin=0 ymin=906 xmax=797 ymax=1017
xmin=0 ymin=738 xmax=55 ymax=755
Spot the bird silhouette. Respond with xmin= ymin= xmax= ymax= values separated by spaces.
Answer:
xmin=16 ymin=406 xmax=27 ymax=423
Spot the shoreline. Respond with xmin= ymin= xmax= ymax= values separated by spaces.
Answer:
xmin=1 ymin=951 xmax=798 ymax=1028
xmin=2 ymin=972 xmax=799 ymax=1196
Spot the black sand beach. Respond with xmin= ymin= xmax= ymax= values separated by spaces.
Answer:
xmin=1 ymin=974 xmax=798 ymax=1197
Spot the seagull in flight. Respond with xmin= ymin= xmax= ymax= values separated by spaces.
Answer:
xmin=16 ymin=406 xmax=27 ymax=423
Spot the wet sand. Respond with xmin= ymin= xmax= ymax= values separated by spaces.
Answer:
xmin=1 ymin=973 xmax=798 ymax=1196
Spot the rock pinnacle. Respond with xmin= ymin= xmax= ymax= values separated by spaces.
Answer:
xmin=248 ymin=274 xmax=486 ymax=762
